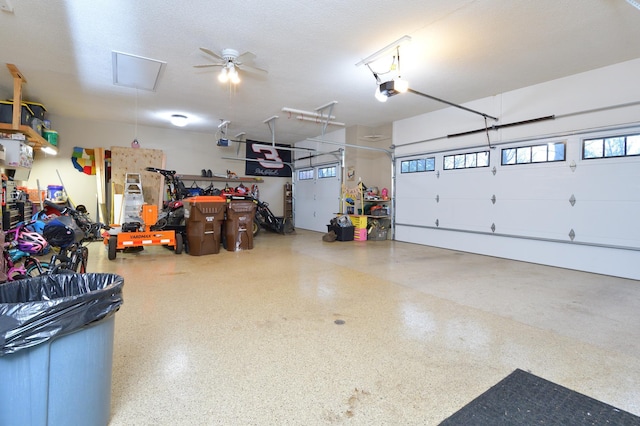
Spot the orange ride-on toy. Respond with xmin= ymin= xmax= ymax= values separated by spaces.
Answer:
xmin=104 ymin=204 xmax=183 ymax=260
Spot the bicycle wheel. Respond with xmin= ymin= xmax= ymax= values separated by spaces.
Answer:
xmin=25 ymin=260 xmax=52 ymax=277
xmin=79 ymin=246 xmax=89 ymax=273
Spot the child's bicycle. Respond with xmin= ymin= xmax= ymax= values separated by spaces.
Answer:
xmin=0 ymin=220 xmax=49 ymax=282
xmin=25 ymin=200 xmax=110 ymax=275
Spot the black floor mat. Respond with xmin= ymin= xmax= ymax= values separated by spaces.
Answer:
xmin=440 ymin=368 xmax=640 ymax=425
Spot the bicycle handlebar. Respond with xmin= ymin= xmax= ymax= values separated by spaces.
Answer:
xmin=44 ymin=199 xmax=77 ymax=216
xmin=43 ymin=200 xmax=111 ymax=231
xmin=145 ymin=167 xmax=177 ymax=176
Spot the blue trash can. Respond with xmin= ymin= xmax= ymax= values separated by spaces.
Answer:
xmin=0 ymin=273 xmax=124 ymax=426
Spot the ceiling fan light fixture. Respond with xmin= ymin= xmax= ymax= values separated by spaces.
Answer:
xmin=170 ymin=114 xmax=188 ymax=127
xmin=218 ymin=67 xmax=228 ymax=83
xmin=228 ymin=66 xmax=240 ymax=84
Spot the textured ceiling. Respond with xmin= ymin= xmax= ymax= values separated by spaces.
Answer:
xmin=1 ymin=0 xmax=640 ymax=145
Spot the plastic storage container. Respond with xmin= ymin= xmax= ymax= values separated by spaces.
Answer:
xmin=0 ymin=101 xmax=34 ymax=125
xmin=184 ymin=195 xmax=227 ymax=255
xmin=225 ymin=198 xmax=257 ymax=251
xmin=47 ymin=184 xmax=64 ymax=201
xmin=0 ymin=273 xmax=124 ymax=426
xmin=42 ymin=129 xmax=58 ymax=146
xmin=327 ymin=224 xmax=354 ymax=241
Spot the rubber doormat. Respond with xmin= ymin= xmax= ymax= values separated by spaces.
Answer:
xmin=439 ymin=368 xmax=640 ymax=425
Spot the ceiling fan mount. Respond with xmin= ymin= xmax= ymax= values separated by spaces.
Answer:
xmin=220 ymin=48 xmax=240 ymax=63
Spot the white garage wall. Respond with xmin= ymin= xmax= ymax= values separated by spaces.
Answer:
xmin=26 ymin=115 xmax=288 ymax=219
xmin=393 ymin=58 xmax=640 ymax=280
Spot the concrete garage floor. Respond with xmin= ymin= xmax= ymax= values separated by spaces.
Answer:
xmin=86 ymin=229 xmax=640 ymax=425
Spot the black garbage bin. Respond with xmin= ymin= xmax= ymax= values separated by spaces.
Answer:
xmin=0 ymin=273 xmax=124 ymax=426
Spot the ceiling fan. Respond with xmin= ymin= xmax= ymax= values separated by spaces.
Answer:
xmin=194 ymin=48 xmax=267 ymax=83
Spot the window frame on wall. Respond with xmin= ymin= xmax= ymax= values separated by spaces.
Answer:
xmin=582 ymin=133 xmax=640 ymax=160
xmin=443 ymin=150 xmax=490 ymax=170
xmin=501 ymin=141 xmax=566 ymax=166
xmin=400 ymin=157 xmax=436 ymax=173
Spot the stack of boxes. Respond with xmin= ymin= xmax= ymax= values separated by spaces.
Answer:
xmin=350 ymin=215 xmax=367 ymax=241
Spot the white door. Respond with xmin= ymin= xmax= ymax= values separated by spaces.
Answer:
xmin=294 ymin=163 xmax=341 ymax=232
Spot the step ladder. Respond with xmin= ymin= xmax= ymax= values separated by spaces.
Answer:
xmin=122 ymin=173 xmax=144 ymax=225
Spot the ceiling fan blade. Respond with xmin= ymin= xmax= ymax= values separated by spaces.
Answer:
xmin=236 ymin=51 xmax=256 ymax=63
xmin=199 ymin=47 xmax=222 ymax=60
xmin=193 ymin=63 xmax=223 ymax=68
xmin=238 ymin=63 xmax=268 ymax=74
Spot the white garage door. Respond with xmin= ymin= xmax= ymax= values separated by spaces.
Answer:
xmin=294 ymin=163 xmax=341 ymax=232
xmin=394 ymin=127 xmax=640 ymax=280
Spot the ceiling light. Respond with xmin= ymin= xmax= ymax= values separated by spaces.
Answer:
xmin=374 ymin=85 xmax=388 ymax=102
xmin=394 ymin=77 xmax=409 ymax=93
xmin=170 ymin=114 xmax=188 ymax=127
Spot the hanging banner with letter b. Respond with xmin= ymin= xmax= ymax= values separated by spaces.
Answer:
xmin=245 ymin=140 xmax=292 ymax=177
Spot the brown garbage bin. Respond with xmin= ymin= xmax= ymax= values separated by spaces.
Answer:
xmin=184 ymin=196 xmax=227 ymax=255
xmin=224 ymin=198 xmax=257 ymax=251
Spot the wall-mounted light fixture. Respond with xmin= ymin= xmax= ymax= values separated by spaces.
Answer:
xmin=41 ymin=146 xmax=57 ymax=155
xmin=170 ymin=114 xmax=189 ymax=127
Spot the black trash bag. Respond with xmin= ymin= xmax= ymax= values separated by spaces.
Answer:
xmin=0 ymin=273 xmax=124 ymax=356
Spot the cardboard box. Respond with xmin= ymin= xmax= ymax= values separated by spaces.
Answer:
xmin=1 ymin=138 xmax=33 ymax=168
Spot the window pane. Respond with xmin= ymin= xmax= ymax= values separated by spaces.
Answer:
xmin=549 ymin=143 xmax=565 ymax=161
xmin=416 ymin=159 xmax=425 ymax=171
xmin=454 ymin=154 xmax=465 ymax=169
xmin=401 ymin=161 xmax=409 ymax=173
xmin=425 ymin=158 xmax=435 ymax=171
xmin=516 ymin=147 xmax=531 ymax=164
xmin=604 ymin=137 xmax=625 ymax=157
xmin=584 ymin=139 xmax=603 ymax=158
xmin=502 ymin=148 xmax=516 ymax=165
xmin=477 ymin=151 xmax=489 ymax=167
xmin=531 ymin=145 xmax=547 ymax=162
xmin=465 ymin=153 xmax=477 ymax=168
xmin=628 ymin=135 xmax=640 ymax=156
xmin=444 ymin=156 xmax=454 ymax=170
xmin=409 ymin=160 xmax=417 ymax=172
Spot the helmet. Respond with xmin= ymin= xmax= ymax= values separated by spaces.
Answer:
xmin=43 ymin=215 xmax=84 ymax=248
xmin=17 ymin=231 xmax=49 ymax=255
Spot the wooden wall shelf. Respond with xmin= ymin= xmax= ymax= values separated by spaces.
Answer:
xmin=2 ymin=64 xmax=56 ymax=150
xmin=0 ymin=123 xmax=49 ymax=148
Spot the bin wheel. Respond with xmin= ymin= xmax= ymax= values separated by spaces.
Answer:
xmin=108 ymin=236 xmax=117 ymax=260
xmin=174 ymin=233 xmax=183 ymax=254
